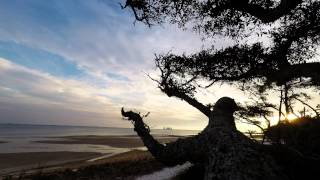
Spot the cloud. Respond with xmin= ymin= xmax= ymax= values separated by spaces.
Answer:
xmin=0 ymin=1 xmax=199 ymax=74
xmin=0 ymin=57 xmax=210 ymax=129
xmin=0 ymin=58 xmax=121 ymax=126
xmin=0 ymin=0 xmax=236 ymax=130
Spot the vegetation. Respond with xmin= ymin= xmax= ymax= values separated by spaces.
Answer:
xmin=122 ymin=0 xmax=320 ymax=127
xmin=121 ymin=0 xmax=320 ymax=179
xmin=266 ymin=116 xmax=320 ymax=156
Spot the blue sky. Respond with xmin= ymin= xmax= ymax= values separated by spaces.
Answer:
xmin=0 ymin=40 xmax=83 ymax=77
xmin=2 ymin=0 xmax=314 ymax=130
xmin=0 ymin=0 xmax=218 ymax=129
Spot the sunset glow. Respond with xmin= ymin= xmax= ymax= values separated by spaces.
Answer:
xmin=286 ymin=113 xmax=299 ymax=122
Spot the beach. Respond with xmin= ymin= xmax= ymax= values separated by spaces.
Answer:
xmin=0 ymin=135 xmax=183 ymax=178
xmin=0 ymin=124 xmax=199 ymax=179
xmin=35 ymin=135 xmax=180 ymax=148
xmin=0 ymin=151 xmax=102 ymax=175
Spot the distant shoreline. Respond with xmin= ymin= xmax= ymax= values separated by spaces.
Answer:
xmin=0 ymin=135 xmax=184 ymax=177
xmin=0 ymin=123 xmax=201 ymax=131
xmin=0 ymin=126 xmax=194 ymax=178
xmin=0 ymin=122 xmax=133 ymax=129
xmin=34 ymin=135 xmax=181 ymax=148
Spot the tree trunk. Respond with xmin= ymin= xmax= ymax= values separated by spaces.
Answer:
xmin=122 ymin=97 xmax=288 ymax=180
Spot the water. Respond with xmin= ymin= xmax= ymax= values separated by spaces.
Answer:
xmin=0 ymin=124 xmax=199 ymax=154
xmin=0 ymin=123 xmax=199 ymax=138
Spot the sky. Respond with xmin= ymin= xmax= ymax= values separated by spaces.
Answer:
xmin=0 ymin=0 xmax=216 ymax=130
xmin=0 ymin=0 xmax=317 ymax=130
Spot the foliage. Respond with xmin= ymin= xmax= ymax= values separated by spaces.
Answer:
xmin=121 ymin=1 xmax=320 ymax=179
xmin=123 ymin=0 xmax=320 ymax=131
xmin=266 ymin=116 xmax=320 ymax=157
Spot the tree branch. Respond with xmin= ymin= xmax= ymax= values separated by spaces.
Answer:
xmin=293 ymin=97 xmax=320 ymax=118
xmin=160 ymin=85 xmax=212 ymax=117
xmin=121 ymin=108 xmax=203 ymax=165
xmin=234 ymin=0 xmax=302 ymax=23
xmin=269 ymin=63 xmax=320 ymax=86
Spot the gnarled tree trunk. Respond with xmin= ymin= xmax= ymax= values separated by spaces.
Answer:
xmin=122 ymin=97 xmax=288 ymax=180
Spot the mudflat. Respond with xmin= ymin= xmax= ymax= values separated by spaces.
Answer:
xmin=35 ymin=135 xmax=181 ymax=148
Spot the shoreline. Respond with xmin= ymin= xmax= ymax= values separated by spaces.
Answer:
xmin=0 ymin=135 xmax=185 ymax=178
xmin=34 ymin=135 xmax=181 ymax=148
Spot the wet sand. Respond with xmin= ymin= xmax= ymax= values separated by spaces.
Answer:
xmin=35 ymin=135 xmax=181 ymax=148
xmin=0 ymin=135 xmax=184 ymax=177
xmin=0 ymin=151 xmax=102 ymax=176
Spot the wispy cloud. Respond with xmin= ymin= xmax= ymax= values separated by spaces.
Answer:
xmin=0 ymin=57 xmax=207 ymax=129
xmin=0 ymin=0 xmax=236 ymax=130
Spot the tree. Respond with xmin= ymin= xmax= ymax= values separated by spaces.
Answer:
xmin=122 ymin=97 xmax=288 ymax=180
xmin=122 ymin=0 xmax=320 ymax=125
xmin=121 ymin=0 xmax=320 ymax=179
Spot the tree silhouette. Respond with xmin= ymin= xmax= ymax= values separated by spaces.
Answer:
xmin=121 ymin=1 xmax=320 ymax=179
xmin=122 ymin=97 xmax=288 ymax=180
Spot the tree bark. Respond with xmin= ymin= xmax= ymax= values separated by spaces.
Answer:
xmin=122 ymin=97 xmax=288 ymax=180
xmin=121 ymin=108 xmax=205 ymax=166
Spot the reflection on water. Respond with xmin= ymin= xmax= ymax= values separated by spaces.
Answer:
xmin=0 ymin=137 xmax=129 ymax=154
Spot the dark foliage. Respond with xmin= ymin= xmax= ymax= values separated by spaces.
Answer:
xmin=121 ymin=1 xmax=320 ymax=179
xmin=123 ymin=0 xmax=320 ymax=101
xmin=266 ymin=116 xmax=320 ymax=157
xmin=122 ymin=1 xmax=320 ymax=130
xmin=262 ymin=116 xmax=320 ymax=180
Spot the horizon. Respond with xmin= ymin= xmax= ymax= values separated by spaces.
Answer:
xmin=0 ymin=122 xmax=201 ymax=131
xmin=0 ymin=1 xmax=319 ymax=179
xmin=0 ymin=0 xmax=319 ymax=132
xmin=0 ymin=0 xmax=222 ymax=131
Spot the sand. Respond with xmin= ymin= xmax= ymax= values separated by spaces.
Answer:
xmin=1 ymin=150 xmax=168 ymax=179
xmin=0 ymin=151 xmax=102 ymax=176
xmin=0 ymin=135 xmax=184 ymax=177
xmin=35 ymin=135 xmax=180 ymax=148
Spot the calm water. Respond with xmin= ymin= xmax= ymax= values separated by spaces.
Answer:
xmin=0 ymin=124 xmax=199 ymax=154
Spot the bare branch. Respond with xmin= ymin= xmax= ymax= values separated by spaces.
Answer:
xmin=293 ymin=97 xmax=320 ymax=118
